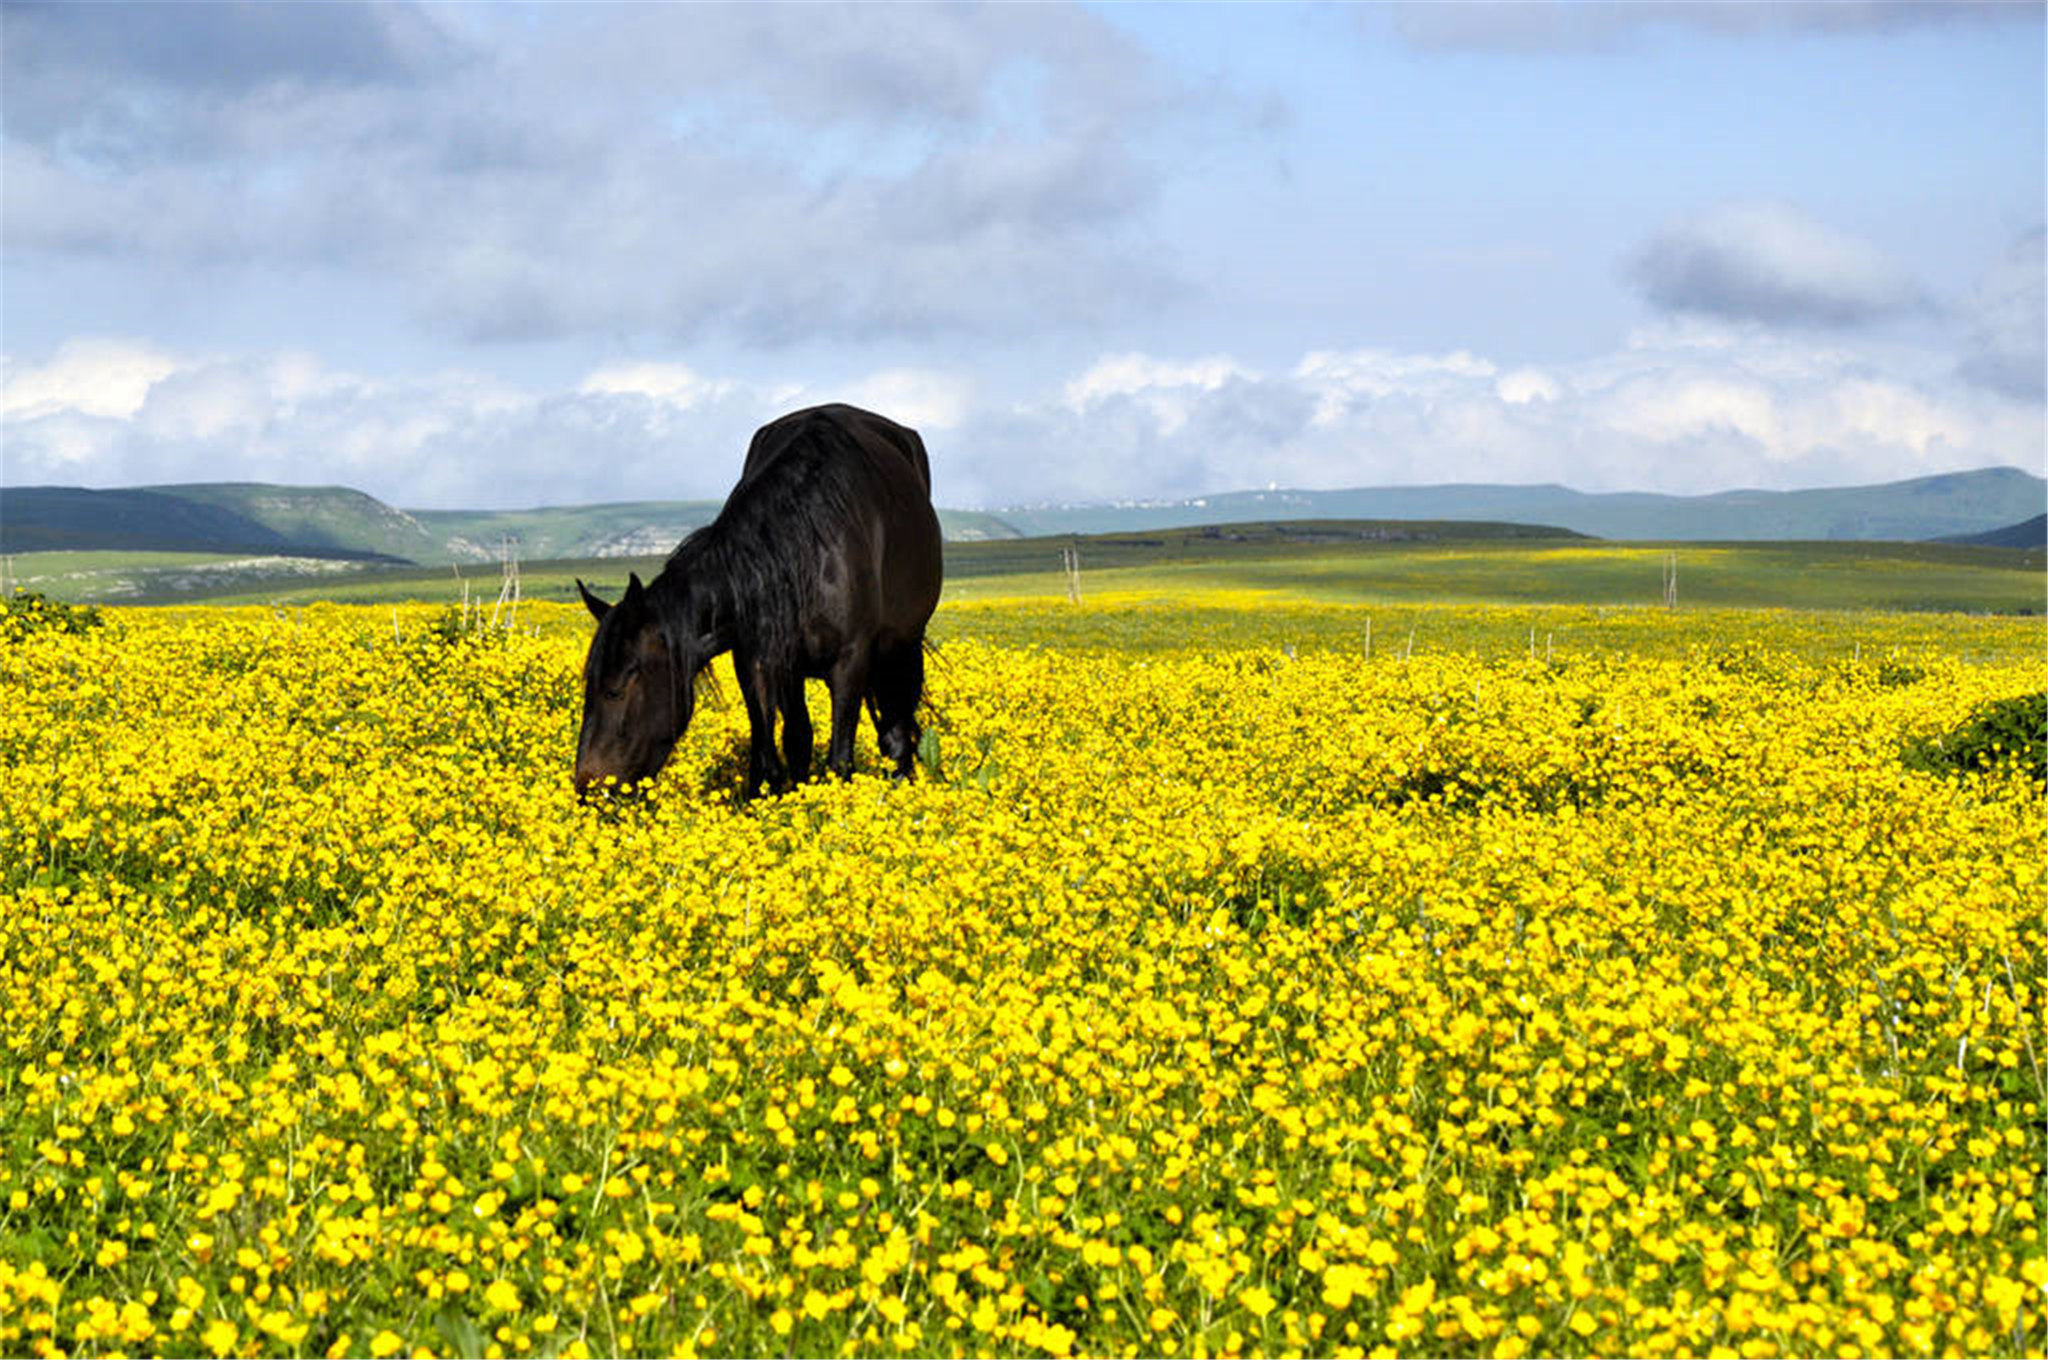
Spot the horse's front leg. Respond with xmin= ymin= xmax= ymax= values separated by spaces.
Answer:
xmin=824 ymin=641 xmax=871 ymax=780
xmin=870 ymin=638 xmax=926 ymax=780
xmin=737 ymin=650 xmax=788 ymax=797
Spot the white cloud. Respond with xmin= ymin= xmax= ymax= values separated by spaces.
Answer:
xmin=1593 ymin=371 xmax=1787 ymax=457
xmin=954 ymin=330 xmax=2035 ymax=503
xmin=4 ymin=331 xmax=2037 ymax=511
xmin=1496 ymin=368 xmax=1561 ymax=405
xmin=1823 ymin=378 xmax=1953 ymax=459
xmin=2 ymin=338 xmax=181 ymax=420
xmin=4 ymin=411 xmax=122 ymax=472
xmin=136 ymin=364 xmax=272 ymax=442
xmin=1293 ymin=348 xmax=1496 ymax=428
xmin=1062 ymin=353 xmax=1253 ymax=435
xmin=1 ymin=340 xmax=978 ymax=506
xmin=578 ymin=362 xmax=734 ymax=409
xmin=827 ymin=369 xmax=976 ymax=432
xmin=1064 ymin=353 xmax=1251 ymax=406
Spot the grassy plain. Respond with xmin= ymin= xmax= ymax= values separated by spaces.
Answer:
xmin=928 ymin=531 xmax=2045 ymax=618
xmin=0 ymin=589 xmax=2041 ymax=1358
xmin=9 ymin=524 xmax=2042 ymax=617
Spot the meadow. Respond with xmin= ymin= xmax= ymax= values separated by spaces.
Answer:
xmin=0 ymin=590 xmax=2041 ymax=1358
xmin=8 ymin=526 xmax=2043 ymax=617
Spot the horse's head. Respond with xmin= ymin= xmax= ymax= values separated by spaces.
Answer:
xmin=573 ymin=572 xmax=706 ymax=797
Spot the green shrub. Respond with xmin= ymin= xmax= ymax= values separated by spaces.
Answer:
xmin=1906 ymin=692 xmax=2047 ymax=783
xmin=0 ymin=590 xmax=104 ymax=641
xmin=1875 ymin=660 xmax=1928 ymax=688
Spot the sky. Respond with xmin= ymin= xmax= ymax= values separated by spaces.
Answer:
xmin=2 ymin=0 xmax=2043 ymax=511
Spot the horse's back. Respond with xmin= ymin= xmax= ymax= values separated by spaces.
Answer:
xmin=731 ymin=404 xmax=941 ymax=646
xmin=742 ymin=403 xmax=932 ymax=496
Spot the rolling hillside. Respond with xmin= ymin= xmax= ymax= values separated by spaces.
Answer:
xmin=0 ymin=486 xmax=403 ymax=560
xmin=410 ymin=503 xmax=1026 ymax=560
xmin=11 ymin=518 xmax=2040 ymax=617
xmin=153 ymin=483 xmax=446 ymax=560
xmin=3 ymin=484 xmax=1025 ymax=563
xmin=5 ymin=466 xmax=2040 ymax=565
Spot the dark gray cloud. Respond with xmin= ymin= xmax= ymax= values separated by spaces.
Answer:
xmin=1627 ymin=202 xmax=1928 ymax=328
xmin=1390 ymin=2 xmax=2040 ymax=52
xmin=1958 ymin=229 xmax=2046 ymax=401
xmin=0 ymin=1 xmax=453 ymax=164
xmin=531 ymin=5 xmax=1156 ymax=135
xmin=1 ymin=0 xmax=444 ymax=93
xmin=2 ymin=2 xmax=1197 ymax=346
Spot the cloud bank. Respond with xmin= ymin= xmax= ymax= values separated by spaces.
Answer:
xmin=2 ymin=2 xmax=1198 ymax=347
xmin=3 ymin=6 xmax=2036 ymax=516
xmin=6 ymin=324 xmax=2036 ymax=510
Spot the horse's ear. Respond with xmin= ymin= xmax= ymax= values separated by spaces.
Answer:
xmin=576 ymin=579 xmax=610 ymax=621
xmin=625 ymin=572 xmax=647 ymax=605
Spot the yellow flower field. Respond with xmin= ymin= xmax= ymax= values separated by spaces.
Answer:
xmin=0 ymin=598 xmax=2041 ymax=1358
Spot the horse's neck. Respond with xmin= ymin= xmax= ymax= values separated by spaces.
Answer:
xmin=661 ymin=542 xmax=741 ymax=653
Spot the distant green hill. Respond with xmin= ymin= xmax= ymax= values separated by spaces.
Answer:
xmin=3 ymin=483 xmax=1024 ymax=564
xmin=146 ymin=483 xmax=447 ymax=560
xmin=0 ymin=485 xmax=404 ymax=560
xmin=990 ymin=466 xmax=2045 ymax=542
xmin=411 ymin=503 xmax=1028 ymax=559
xmin=6 ymin=466 xmax=2039 ymax=564
xmin=409 ymin=502 xmax=724 ymax=562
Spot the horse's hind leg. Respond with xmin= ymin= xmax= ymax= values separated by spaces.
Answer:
xmin=824 ymin=640 xmax=871 ymax=780
xmin=780 ymin=674 xmax=813 ymax=784
xmin=871 ymin=639 xmax=925 ymax=780
xmin=737 ymin=649 xmax=788 ymax=797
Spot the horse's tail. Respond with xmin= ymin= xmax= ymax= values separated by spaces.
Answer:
xmin=896 ymin=425 xmax=932 ymax=496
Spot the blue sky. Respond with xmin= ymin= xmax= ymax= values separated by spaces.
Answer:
xmin=3 ymin=1 xmax=2041 ymax=509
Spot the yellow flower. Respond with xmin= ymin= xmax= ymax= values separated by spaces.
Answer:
xmin=202 ymin=1317 xmax=238 ymax=1357
xmin=1 ymin=598 xmax=2037 ymax=1359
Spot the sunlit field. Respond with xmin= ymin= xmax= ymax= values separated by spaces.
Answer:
xmin=10 ymin=531 xmax=2042 ymax=617
xmin=1 ymin=596 xmax=2041 ymax=1358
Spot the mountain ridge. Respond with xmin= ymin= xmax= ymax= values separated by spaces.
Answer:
xmin=984 ymin=466 xmax=2045 ymax=541
xmin=3 ymin=465 xmax=2040 ymax=564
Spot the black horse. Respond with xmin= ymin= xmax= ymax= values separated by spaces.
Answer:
xmin=573 ymin=404 xmax=943 ymax=798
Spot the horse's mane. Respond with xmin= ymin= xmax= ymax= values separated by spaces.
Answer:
xmin=649 ymin=411 xmax=875 ymax=672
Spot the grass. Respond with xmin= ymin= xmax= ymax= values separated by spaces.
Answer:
xmin=938 ymin=539 xmax=2046 ymax=614
xmin=6 ymin=523 xmax=2042 ymax=616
